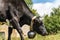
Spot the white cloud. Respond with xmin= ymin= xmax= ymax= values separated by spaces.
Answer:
xmin=32 ymin=0 xmax=60 ymax=17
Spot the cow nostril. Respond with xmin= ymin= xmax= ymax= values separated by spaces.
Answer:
xmin=42 ymin=32 xmax=48 ymax=36
xmin=45 ymin=31 xmax=48 ymax=35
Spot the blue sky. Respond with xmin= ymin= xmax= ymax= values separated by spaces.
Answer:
xmin=32 ymin=0 xmax=55 ymax=3
xmin=32 ymin=0 xmax=60 ymax=16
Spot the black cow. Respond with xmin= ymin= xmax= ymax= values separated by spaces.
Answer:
xmin=0 ymin=0 xmax=47 ymax=40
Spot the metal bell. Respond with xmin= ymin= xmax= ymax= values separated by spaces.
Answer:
xmin=28 ymin=31 xmax=36 ymax=39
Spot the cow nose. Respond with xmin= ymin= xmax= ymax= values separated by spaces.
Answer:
xmin=42 ymin=32 xmax=48 ymax=36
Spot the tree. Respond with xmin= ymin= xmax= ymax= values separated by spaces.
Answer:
xmin=43 ymin=6 xmax=60 ymax=34
xmin=31 ymin=9 xmax=39 ymax=16
xmin=24 ymin=0 xmax=33 ymax=8
xmin=25 ymin=0 xmax=39 ymax=16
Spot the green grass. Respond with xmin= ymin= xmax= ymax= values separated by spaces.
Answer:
xmin=0 ymin=33 xmax=60 ymax=40
xmin=11 ymin=37 xmax=20 ymax=40
xmin=11 ymin=33 xmax=60 ymax=40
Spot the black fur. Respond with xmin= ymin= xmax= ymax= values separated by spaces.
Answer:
xmin=0 ymin=0 xmax=47 ymax=40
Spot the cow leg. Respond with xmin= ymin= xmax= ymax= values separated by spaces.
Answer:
xmin=8 ymin=27 xmax=13 ymax=40
xmin=16 ymin=25 xmax=24 ymax=40
xmin=10 ymin=19 xmax=24 ymax=40
xmin=9 ymin=3 xmax=24 ymax=40
xmin=15 ymin=23 xmax=24 ymax=40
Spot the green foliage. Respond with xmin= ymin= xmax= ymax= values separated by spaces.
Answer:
xmin=24 ymin=0 xmax=33 ymax=8
xmin=25 ymin=0 xmax=39 ymax=16
xmin=43 ymin=6 xmax=60 ymax=34
xmin=31 ymin=9 xmax=39 ymax=16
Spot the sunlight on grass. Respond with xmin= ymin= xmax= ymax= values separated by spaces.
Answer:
xmin=10 ymin=33 xmax=60 ymax=40
xmin=11 ymin=37 xmax=20 ymax=40
xmin=34 ymin=34 xmax=60 ymax=40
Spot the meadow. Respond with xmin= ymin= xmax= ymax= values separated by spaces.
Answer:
xmin=11 ymin=33 xmax=60 ymax=40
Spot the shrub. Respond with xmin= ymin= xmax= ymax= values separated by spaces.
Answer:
xmin=43 ymin=7 xmax=60 ymax=34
